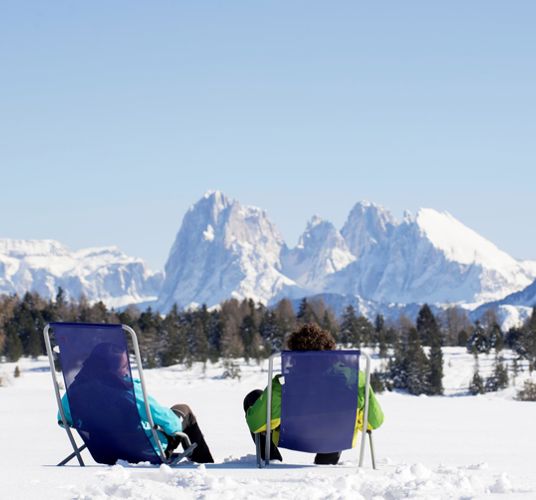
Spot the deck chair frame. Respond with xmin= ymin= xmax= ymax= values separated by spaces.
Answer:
xmin=257 ymin=350 xmax=376 ymax=470
xmin=43 ymin=323 xmax=196 ymax=467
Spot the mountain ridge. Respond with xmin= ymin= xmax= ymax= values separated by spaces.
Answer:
xmin=2 ymin=191 xmax=535 ymax=329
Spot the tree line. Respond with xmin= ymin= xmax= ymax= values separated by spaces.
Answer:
xmin=1 ymin=289 xmax=535 ymax=397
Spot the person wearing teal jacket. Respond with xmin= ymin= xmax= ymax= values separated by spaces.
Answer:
xmin=244 ymin=323 xmax=384 ymax=464
xmin=58 ymin=342 xmax=213 ymax=463
xmin=60 ymin=379 xmax=183 ymax=454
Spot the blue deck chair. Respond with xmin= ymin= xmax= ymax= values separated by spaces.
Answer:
xmin=256 ymin=350 xmax=376 ymax=469
xmin=43 ymin=322 xmax=196 ymax=466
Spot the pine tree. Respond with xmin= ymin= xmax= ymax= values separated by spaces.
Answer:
xmin=51 ymin=287 xmax=68 ymax=322
xmin=260 ymin=309 xmax=284 ymax=353
xmin=339 ymin=305 xmax=360 ymax=346
xmin=137 ymin=307 xmax=161 ymax=367
xmin=406 ymin=328 xmax=431 ymax=395
xmin=467 ymin=321 xmax=490 ymax=354
xmin=485 ymin=354 xmax=509 ymax=392
xmin=13 ymin=293 xmax=40 ymax=357
xmin=388 ymin=334 xmax=407 ymax=390
xmin=188 ymin=316 xmax=209 ymax=363
xmin=512 ymin=358 xmax=519 ymax=386
xmin=321 ymin=309 xmax=339 ymax=342
xmin=161 ymin=305 xmax=188 ymax=366
xmin=4 ymin=323 xmax=23 ymax=361
xmin=240 ymin=300 xmax=261 ymax=362
xmin=296 ymin=298 xmax=317 ymax=325
xmin=87 ymin=301 xmax=109 ymax=323
xmin=374 ymin=314 xmax=388 ymax=357
xmin=519 ymin=307 xmax=536 ymax=372
xmin=488 ymin=322 xmax=504 ymax=352
xmin=428 ymin=327 xmax=444 ymax=395
xmin=469 ymin=354 xmax=485 ymax=395
xmin=356 ymin=315 xmax=375 ymax=347
xmin=416 ymin=304 xmax=440 ymax=346
xmin=199 ymin=304 xmax=221 ymax=362
xmin=469 ymin=370 xmax=485 ymax=395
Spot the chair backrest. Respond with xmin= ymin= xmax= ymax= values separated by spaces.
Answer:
xmin=51 ymin=322 xmax=162 ymax=465
xmin=278 ymin=350 xmax=360 ymax=453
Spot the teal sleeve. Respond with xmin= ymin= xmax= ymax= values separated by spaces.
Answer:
xmin=133 ymin=380 xmax=182 ymax=434
xmin=58 ymin=393 xmax=73 ymax=426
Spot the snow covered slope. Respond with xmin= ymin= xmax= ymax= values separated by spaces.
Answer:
xmin=0 ymin=239 xmax=162 ymax=308
xmin=157 ymin=191 xmax=297 ymax=310
xmin=1 ymin=352 xmax=536 ymax=499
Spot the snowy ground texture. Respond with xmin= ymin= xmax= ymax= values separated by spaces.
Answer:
xmin=1 ymin=348 xmax=536 ymax=500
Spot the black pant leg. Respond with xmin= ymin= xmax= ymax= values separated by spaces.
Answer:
xmin=170 ymin=404 xmax=214 ymax=463
xmin=314 ymin=451 xmax=342 ymax=465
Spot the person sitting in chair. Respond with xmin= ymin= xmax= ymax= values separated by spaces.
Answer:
xmin=59 ymin=342 xmax=214 ymax=464
xmin=243 ymin=323 xmax=384 ymax=464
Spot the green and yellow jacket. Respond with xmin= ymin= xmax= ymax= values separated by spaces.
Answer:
xmin=246 ymin=371 xmax=384 ymax=447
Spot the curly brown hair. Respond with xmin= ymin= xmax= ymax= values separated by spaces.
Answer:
xmin=286 ymin=323 xmax=336 ymax=351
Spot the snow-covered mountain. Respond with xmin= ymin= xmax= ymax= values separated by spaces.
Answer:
xmin=157 ymin=191 xmax=297 ymax=310
xmin=494 ymin=278 xmax=536 ymax=308
xmin=327 ymin=207 xmax=536 ymax=305
xmin=157 ymin=192 xmax=536 ymax=313
xmin=340 ymin=201 xmax=396 ymax=259
xmin=471 ymin=278 xmax=536 ymax=331
xmin=2 ymin=192 xmax=535 ymax=322
xmin=281 ymin=216 xmax=355 ymax=293
xmin=0 ymin=239 xmax=162 ymax=308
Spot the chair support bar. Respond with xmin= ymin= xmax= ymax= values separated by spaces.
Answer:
xmin=43 ymin=325 xmax=85 ymax=467
xmin=358 ymin=351 xmax=371 ymax=468
xmin=57 ymin=444 xmax=88 ymax=466
xmin=122 ymin=325 xmax=168 ymax=463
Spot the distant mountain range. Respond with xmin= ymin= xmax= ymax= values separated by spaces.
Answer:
xmin=2 ymin=191 xmax=535 ymax=328
xmin=0 ymin=239 xmax=162 ymax=308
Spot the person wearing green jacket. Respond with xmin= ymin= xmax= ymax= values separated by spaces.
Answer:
xmin=243 ymin=323 xmax=384 ymax=464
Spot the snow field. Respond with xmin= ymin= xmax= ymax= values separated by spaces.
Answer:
xmin=1 ymin=348 xmax=535 ymax=499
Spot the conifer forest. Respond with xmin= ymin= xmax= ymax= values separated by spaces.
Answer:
xmin=1 ymin=289 xmax=535 ymax=398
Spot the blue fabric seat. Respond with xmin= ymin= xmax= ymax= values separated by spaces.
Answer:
xmin=44 ymin=322 xmax=194 ymax=466
xmin=260 ymin=350 xmax=375 ymax=468
xmin=279 ymin=350 xmax=360 ymax=453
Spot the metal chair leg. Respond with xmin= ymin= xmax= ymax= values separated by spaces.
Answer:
xmin=58 ymin=444 xmax=87 ymax=466
xmin=255 ymin=433 xmax=263 ymax=468
xmin=367 ymin=430 xmax=376 ymax=470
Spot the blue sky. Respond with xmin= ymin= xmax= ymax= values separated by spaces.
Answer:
xmin=1 ymin=1 xmax=534 ymax=269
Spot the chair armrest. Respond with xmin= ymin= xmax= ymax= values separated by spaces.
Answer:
xmin=153 ymin=424 xmax=193 ymax=448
